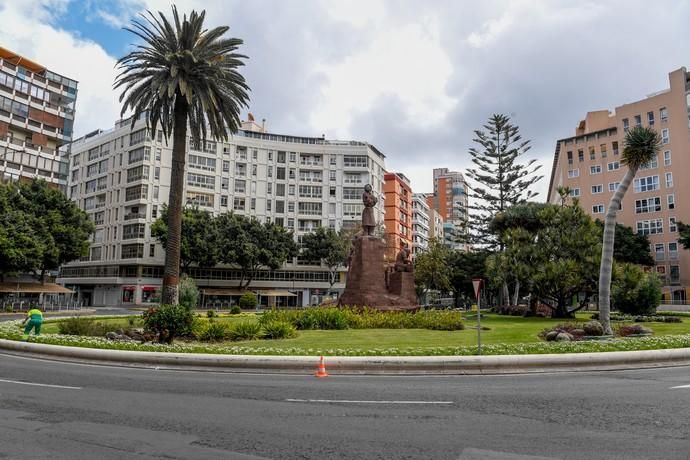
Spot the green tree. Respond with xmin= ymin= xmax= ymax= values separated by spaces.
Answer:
xmin=414 ymin=238 xmax=452 ymax=301
xmin=611 ymin=263 xmax=662 ymax=315
xmin=115 ymin=6 xmax=250 ymax=304
xmin=301 ymin=227 xmax=349 ymax=290
xmin=18 ymin=180 xmax=93 ymax=282
xmin=448 ymin=250 xmax=490 ymax=308
xmin=594 ymin=220 xmax=654 ymax=266
xmin=0 ymin=184 xmax=44 ymax=280
xmin=216 ymin=213 xmax=298 ymax=289
xmin=466 ymin=114 xmax=543 ymax=249
xmin=677 ymin=221 xmax=690 ymax=249
xmin=598 ymin=126 xmax=661 ymax=334
xmin=151 ymin=205 xmax=219 ymax=272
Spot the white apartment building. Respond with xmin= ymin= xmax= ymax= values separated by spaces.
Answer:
xmin=411 ymin=193 xmax=430 ymax=256
xmin=57 ymin=115 xmax=386 ymax=307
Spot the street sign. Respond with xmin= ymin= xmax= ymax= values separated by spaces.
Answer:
xmin=472 ymin=278 xmax=482 ymax=300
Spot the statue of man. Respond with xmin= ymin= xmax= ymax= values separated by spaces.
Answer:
xmin=361 ymin=184 xmax=377 ymax=236
xmin=394 ymin=244 xmax=413 ymax=272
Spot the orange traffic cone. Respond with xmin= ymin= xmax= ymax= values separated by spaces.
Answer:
xmin=315 ymin=355 xmax=329 ymax=378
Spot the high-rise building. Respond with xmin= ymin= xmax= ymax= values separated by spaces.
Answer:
xmin=428 ymin=207 xmax=445 ymax=241
xmin=547 ymin=67 xmax=690 ymax=303
xmin=411 ymin=193 xmax=430 ymax=257
xmin=383 ymin=172 xmax=413 ymax=259
xmin=0 ymin=46 xmax=78 ymax=188
xmin=426 ymin=167 xmax=468 ymax=250
xmin=58 ymin=114 xmax=386 ymax=307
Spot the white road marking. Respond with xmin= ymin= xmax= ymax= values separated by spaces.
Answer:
xmin=669 ymin=384 xmax=690 ymax=389
xmin=0 ymin=378 xmax=81 ymax=390
xmin=286 ymin=398 xmax=453 ymax=405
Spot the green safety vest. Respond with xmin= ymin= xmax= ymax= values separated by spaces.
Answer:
xmin=27 ymin=309 xmax=43 ymax=320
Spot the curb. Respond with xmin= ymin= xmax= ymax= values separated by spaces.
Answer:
xmin=1 ymin=339 xmax=690 ymax=374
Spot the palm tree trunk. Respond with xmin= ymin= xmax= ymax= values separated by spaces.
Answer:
xmin=162 ymin=96 xmax=189 ymax=305
xmin=598 ymin=168 xmax=636 ymax=335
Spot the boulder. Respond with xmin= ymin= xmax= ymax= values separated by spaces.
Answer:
xmin=545 ymin=331 xmax=559 ymax=341
xmin=555 ymin=332 xmax=573 ymax=342
xmin=105 ymin=331 xmax=118 ymax=340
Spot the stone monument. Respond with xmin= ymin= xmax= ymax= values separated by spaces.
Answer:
xmin=339 ymin=185 xmax=418 ymax=310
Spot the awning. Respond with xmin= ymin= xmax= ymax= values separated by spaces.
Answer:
xmin=258 ymin=290 xmax=298 ymax=297
xmin=0 ymin=283 xmax=73 ymax=294
xmin=201 ymin=288 xmax=247 ymax=296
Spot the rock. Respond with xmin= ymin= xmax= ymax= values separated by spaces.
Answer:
xmin=555 ymin=332 xmax=573 ymax=341
xmin=115 ymin=334 xmax=134 ymax=341
xmin=545 ymin=331 xmax=559 ymax=341
xmin=571 ymin=328 xmax=585 ymax=337
xmin=105 ymin=331 xmax=118 ymax=340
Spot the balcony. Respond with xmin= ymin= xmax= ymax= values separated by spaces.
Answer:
xmin=124 ymin=212 xmax=146 ymax=221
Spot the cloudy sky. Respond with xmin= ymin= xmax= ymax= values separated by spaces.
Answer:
xmin=1 ymin=0 xmax=689 ymax=197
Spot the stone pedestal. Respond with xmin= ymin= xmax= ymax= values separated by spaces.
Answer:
xmin=339 ymin=236 xmax=418 ymax=311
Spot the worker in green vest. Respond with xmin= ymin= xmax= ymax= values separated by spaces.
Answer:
xmin=22 ymin=307 xmax=43 ymax=340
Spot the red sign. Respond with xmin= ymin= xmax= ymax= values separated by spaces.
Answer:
xmin=472 ymin=278 xmax=482 ymax=300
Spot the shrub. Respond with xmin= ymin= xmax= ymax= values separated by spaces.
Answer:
xmin=413 ymin=310 xmax=464 ymax=331
xmin=239 ymin=292 xmax=258 ymax=309
xmin=616 ymin=324 xmax=653 ymax=337
xmin=199 ymin=322 xmax=228 ymax=342
xmin=58 ymin=317 xmax=110 ymax=336
xmin=142 ymin=304 xmax=194 ymax=344
xmin=206 ymin=309 xmax=216 ymax=319
xmin=583 ymin=320 xmax=604 ymax=336
xmin=228 ymin=321 xmax=262 ymax=341
xmin=230 ymin=305 xmax=241 ymax=315
xmin=178 ymin=275 xmax=199 ymax=311
xmin=262 ymin=320 xmax=298 ymax=339
xmin=611 ymin=263 xmax=662 ymax=315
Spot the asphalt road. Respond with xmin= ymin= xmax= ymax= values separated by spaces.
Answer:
xmin=0 ymin=353 xmax=689 ymax=460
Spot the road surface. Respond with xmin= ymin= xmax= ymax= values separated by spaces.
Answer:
xmin=0 ymin=352 xmax=689 ymax=459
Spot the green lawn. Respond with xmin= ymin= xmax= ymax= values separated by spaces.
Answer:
xmin=41 ymin=312 xmax=690 ymax=351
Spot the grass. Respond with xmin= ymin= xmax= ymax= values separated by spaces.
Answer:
xmin=3 ymin=311 xmax=688 ymax=356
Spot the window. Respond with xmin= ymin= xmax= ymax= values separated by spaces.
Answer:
xmin=233 ymin=197 xmax=245 ymax=211
xmin=330 ymin=156 xmax=337 ymax=166
xmin=235 ymin=163 xmax=247 ymax=177
xmin=670 ymin=265 xmax=680 ymax=283
xmin=329 ymin=202 xmax=336 ymax=215
xmin=343 ymin=187 xmax=363 ymax=200
xmin=567 ymin=169 xmax=580 ymax=178
xmin=567 ymin=151 xmax=573 ymax=165
xmin=612 ymin=141 xmax=619 ymax=155
xmin=343 ymin=155 xmax=368 ymax=168
xmin=154 ymin=186 xmax=159 ymax=199
xmin=665 ymin=172 xmax=673 ymax=188
xmin=668 ymin=194 xmax=675 ymax=210
xmin=149 ymin=244 xmax=155 ymax=258
xmin=252 ymin=164 xmax=257 ymax=176
xmin=289 ymin=168 xmax=296 ymax=180
xmin=660 ymin=107 xmax=668 ymax=121
xmin=299 ymin=185 xmax=322 ymax=198
xmin=221 ymin=195 xmax=228 ymax=207
xmin=343 ymin=203 xmax=364 ymax=217
xmin=592 ymin=204 xmax=604 ymax=214
xmin=250 ymin=198 xmax=256 ymax=210
xmin=128 ymin=146 xmax=150 ymax=164
xmin=125 ymin=185 xmax=148 ymax=201
xmin=121 ymin=243 xmax=144 ymax=259
xmin=276 ymin=200 xmax=285 ymax=213
xmin=154 ymin=167 xmax=160 ymax=180
xmin=607 ymin=161 xmax=620 ymax=171
xmin=670 ymin=217 xmax=677 ymax=233
xmin=330 ymin=186 xmax=336 ymax=197
xmin=221 ymin=177 xmax=229 ymax=190
xmin=252 ymin=149 xmax=258 ymax=160
xmin=188 ymin=154 xmax=216 ymax=172
xmin=591 ymin=184 xmax=603 ymax=194
xmin=268 ymin=166 xmax=273 ymax=178
xmin=647 ymin=111 xmax=655 ymax=126
xmin=267 ymin=183 xmax=273 ymax=194
xmin=298 ymin=202 xmax=322 ymax=215
xmin=639 ymin=155 xmax=657 ymax=170
xmin=276 ymin=183 xmax=285 ymax=196
xmin=129 ymin=129 xmax=147 ymax=146
xmin=157 ymin=130 xmax=163 ymax=143
xmin=663 ymin=150 xmax=671 ymax=166
xmin=609 ymin=182 xmax=620 ymax=192
xmin=569 ymin=188 xmax=580 ymax=197
xmin=299 ymin=153 xmax=322 ymax=166
xmin=330 ymin=170 xmax=336 ymax=181
xmin=155 ymin=148 xmax=161 ymax=161
xmin=661 ymin=128 xmax=669 ymax=144
xmin=636 ymin=219 xmax=663 ymax=235
xmin=237 ymin=146 xmax=247 ymax=160
xmin=288 ymin=184 xmax=295 ymax=196
xmin=186 ymin=192 xmax=213 ymax=207
xmin=152 ymin=205 xmax=158 ymax=219
xmin=90 ymin=247 xmax=102 ymax=261
xmin=655 ymin=243 xmax=665 ymax=261
xmin=634 ymin=114 xmax=642 ymax=127
xmin=234 ymin=179 xmax=246 ymax=193
xmin=288 ymin=202 xmax=295 ymax=213
xmin=577 ymin=150 xmax=584 ymax=162
xmin=299 ymin=170 xmax=322 ymax=182
xmin=187 ymin=172 xmax=215 ymax=189
xmin=590 ymin=165 xmax=601 ymax=175
xmin=635 ymin=197 xmax=661 ymax=214
xmin=222 ymin=160 xmax=230 ymax=172
xmin=276 ymin=167 xmax=286 ymax=180
xmin=669 ymin=242 xmax=678 ymax=260
xmin=266 ymin=199 xmax=272 ymax=212
xmin=589 ymin=147 xmax=596 ymax=160
xmin=126 ymin=165 xmax=149 ymax=183
xmin=123 ymin=223 xmax=146 ymax=240
xmin=622 ymin=118 xmax=629 ymax=132
xmin=268 ymin=151 xmax=273 ymax=161
xmin=633 ymin=175 xmax=659 ymax=192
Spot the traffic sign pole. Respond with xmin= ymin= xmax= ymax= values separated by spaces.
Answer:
xmin=472 ymin=278 xmax=482 ymax=355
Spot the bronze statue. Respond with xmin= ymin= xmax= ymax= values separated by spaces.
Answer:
xmin=361 ymin=184 xmax=377 ymax=236
xmin=394 ymin=245 xmax=412 ymax=272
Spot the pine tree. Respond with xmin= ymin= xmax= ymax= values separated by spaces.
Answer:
xmin=466 ymin=114 xmax=543 ymax=249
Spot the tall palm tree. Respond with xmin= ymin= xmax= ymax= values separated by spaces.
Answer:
xmin=115 ymin=6 xmax=250 ymax=304
xmin=598 ymin=126 xmax=661 ymax=334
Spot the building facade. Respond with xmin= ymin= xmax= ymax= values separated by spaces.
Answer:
xmin=428 ymin=207 xmax=445 ymax=241
xmin=383 ymin=172 xmax=413 ymax=259
xmin=547 ymin=67 xmax=690 ymax=303
xmin=426 ymin=167 xmax=468 ymax=250
xmin=58 ymin=115 xmax=386 ymax=307
xmin=0 ymin=46 xmax=77 ymax=188
xmin=411 ymin=193 xmax=430 ymax=257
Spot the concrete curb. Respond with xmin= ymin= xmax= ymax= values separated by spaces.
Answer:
xmin=1 ymin=339 xmax=690 ymax=374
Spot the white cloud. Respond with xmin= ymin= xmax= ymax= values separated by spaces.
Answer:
xmin=0 ymin=0 xmax=121 ymax=138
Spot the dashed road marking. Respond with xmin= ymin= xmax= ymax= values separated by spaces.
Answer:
xmin=669 ymin=384 xmax=690 ymax=389
xmin=286 ymin=398 xmax=453 ymax=405
xmin=0 ymin=378 xmax=81 ymax=390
